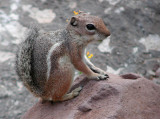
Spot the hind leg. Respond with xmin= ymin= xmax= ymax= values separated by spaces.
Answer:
xmin=49 ymin=67 xmax=82 ymax=102
xmin=43 ymin=77 xmax=82 ymax=102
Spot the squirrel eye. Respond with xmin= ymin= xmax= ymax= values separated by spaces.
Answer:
xmin=86 ymin=24 xmax=96 ymax=30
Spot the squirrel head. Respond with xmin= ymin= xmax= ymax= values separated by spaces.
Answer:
xmin=66 ymin=13 xmax=110 ymax=43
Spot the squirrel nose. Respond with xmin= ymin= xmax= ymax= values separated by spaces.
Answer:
xmin=104 ymin=29 xmax=111 ymax=37
xmin=100 ymin=25 xmax=110 ymax=37
xmin=106 ymin=31 xmax=110 ymax=37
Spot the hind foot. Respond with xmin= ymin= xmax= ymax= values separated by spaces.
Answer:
xmin=61 ymin=86 xmax=82 ymax=101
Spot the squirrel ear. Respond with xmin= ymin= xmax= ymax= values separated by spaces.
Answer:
xmin=70 ymin=17 xmax=78 ymax=26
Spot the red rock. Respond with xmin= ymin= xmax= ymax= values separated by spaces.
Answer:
xmin=22 ymin=73 xmax=160 ymax=119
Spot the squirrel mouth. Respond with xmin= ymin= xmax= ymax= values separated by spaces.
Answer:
xmin=98 ymin=37 xmax=106 ymax=42
xmin=98 ymin=39 xmax=103 ymax=42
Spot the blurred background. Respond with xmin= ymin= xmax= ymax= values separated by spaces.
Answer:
xmin=0 ymin=0 xmax=160 ymax=118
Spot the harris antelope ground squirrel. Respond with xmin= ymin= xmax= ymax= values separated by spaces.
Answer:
xmin=16 ymin=12 xmax=110 ymax=102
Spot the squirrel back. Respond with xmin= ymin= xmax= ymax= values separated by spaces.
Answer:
xmin=16 ymin=26 xmax=43 ymax=96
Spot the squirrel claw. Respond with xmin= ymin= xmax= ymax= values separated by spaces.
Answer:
xmin=97 ymin=74 xmax=108 ymax=80
xmin=104 ymin=74 xmax=109 ymax=78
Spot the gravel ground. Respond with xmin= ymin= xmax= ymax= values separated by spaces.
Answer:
xmin=0 ymin=0 xmax=160 ymax=118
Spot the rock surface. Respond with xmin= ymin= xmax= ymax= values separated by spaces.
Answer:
xmin=22 ymin=73 xmax=160 ymax=119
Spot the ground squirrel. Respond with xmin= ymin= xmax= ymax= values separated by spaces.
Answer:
xmin=16 ymin=12 xmax=110 ymax=102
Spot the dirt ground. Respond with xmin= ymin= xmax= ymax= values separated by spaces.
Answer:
xmin=0 ymin=0 xmax=160 ymax=118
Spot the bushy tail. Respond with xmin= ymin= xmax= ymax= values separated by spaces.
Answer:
xmin=16 ymin=25 xmax=43 ymax=96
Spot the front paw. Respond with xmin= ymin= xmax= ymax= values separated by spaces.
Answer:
xmin=88 ymin=73 xmax=109 ymax=80
xmin=97 ymin=74 xmax=108 ymax=80
xmin=103 ymin=73 xmax=109 ymax=79
xmin=92 ymin=68 xmax=109 ymax=78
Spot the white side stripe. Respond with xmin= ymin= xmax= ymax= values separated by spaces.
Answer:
xmin=46 ymin=42 xmax=61 ymax=80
